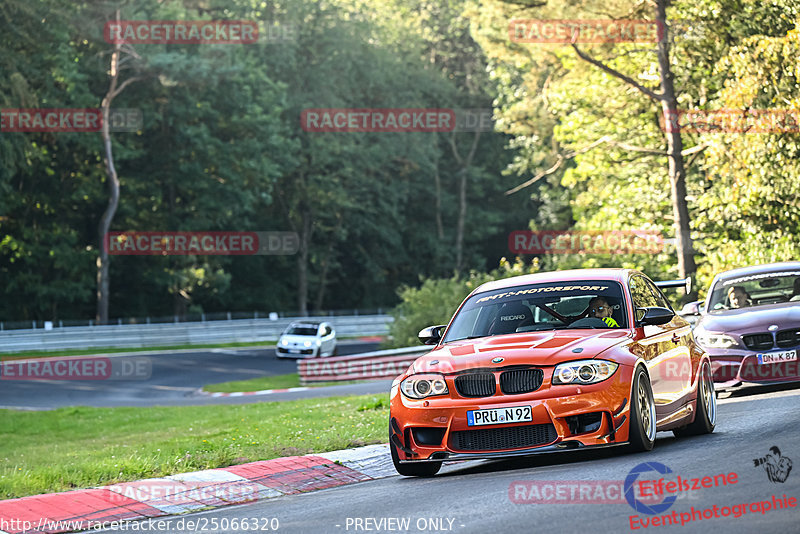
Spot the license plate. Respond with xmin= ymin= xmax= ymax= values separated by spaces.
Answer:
xmin=288 ymin=349 xmax=301 ymax=354
xmin=467 ymin=405 xmax=532 ymax=426
xmin=757 ymin=350 xmax=797 ymax=364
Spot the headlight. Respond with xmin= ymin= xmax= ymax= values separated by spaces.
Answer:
xmin=552 ymin=360 xmax=618 ymax=385
xmin=280 ymin=339 xmax=289 ymax=346
xmin=303 ymin=340 xmax=312 ymax=347
xmin=315 ymin=339 xmax=321 ymax=346
xmin=695 ymin=332 xmax=738 ymax=349
xmin=400 ymin=374 xmax=449 ymax=399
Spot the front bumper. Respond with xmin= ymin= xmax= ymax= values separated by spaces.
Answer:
xmin=707 ymin=348 xmax=800 ymax=388
xmin=276 ymin=346 xmax=316 ymax=358
xmin=390 ymin=365 xmax=633 ymax=463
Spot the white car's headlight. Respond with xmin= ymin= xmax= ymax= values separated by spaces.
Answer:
xmin=315 ymin=339 xmax=321 ymax=346
xmin=303 ymin=340 xmax=312 ymax=348
xmin=280 ymin=339 xmax=289 ymax=346
xmin=695 ymin=332 xmax=738 ymax=349
xmin=552 ymin=360 xmax=618 ymax=385
xmin=400 ymin=374 xmax=449 ymax=399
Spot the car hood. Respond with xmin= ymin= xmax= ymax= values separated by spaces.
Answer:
xmin=410 ymin=330 xmax=632 ymax=374
xmin=697 ymin=302 xmax=800 ymax=333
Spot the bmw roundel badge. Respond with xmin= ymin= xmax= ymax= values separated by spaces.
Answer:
xmin=492 ymin=357 xmax=504 ymax=364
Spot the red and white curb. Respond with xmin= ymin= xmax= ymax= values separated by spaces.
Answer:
xmin=0 ymin=444 xmax=391 ymax=534
xmin=200 ymin=387 xmax=310 ymax=398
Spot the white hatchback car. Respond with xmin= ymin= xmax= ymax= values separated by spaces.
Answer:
xmin=276 ymin=321 xmax=337 ymax=358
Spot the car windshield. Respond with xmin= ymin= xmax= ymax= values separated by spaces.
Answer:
xmin=708 ymin=270 xmax=800 ymax=311
xmin=286 ymin=326 xmax=318 ymax=336
xmin=442 ymin=280 xmax=628 ymax=343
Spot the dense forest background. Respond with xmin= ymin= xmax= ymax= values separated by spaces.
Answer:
xmin=1 ymin=0 xmax=798 ymax=323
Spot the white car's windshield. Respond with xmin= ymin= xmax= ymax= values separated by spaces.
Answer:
xmin=286 ymin=326 xmax=318 ymax=336
xmin=443 ymin=280 xmax=627 ymax=343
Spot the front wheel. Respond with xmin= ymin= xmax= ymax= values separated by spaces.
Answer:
xmin=673 ymin=361 xmax=716 ymax=437
xmin=627 ymin=366 xmax=657 ymax=452
xmin=390 ymin=428 xmax=441 ymax=477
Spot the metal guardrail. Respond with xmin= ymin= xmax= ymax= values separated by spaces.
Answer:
xmin=298 ymin=346 xmax=431 ymax=385
xmin=0 ymin=315 xmax=392 ymax=353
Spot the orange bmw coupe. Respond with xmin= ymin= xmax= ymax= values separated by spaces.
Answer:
xmin=390 ymin=269 xmax=715 ymax=476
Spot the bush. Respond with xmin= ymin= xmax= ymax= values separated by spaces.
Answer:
xmin=384 ymin=258 xmax=539 ymax=349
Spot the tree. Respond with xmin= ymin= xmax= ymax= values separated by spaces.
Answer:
xmin=96 ymin=9 xmax=144 ymax=324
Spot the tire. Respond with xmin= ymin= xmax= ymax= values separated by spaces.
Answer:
xmin=627 ymin=366 xmax=657 ymax=452
xmin=390 ymin=426 xmax=442 ymax=477
xmin=673 ymin=361 xmax=716 ymax=437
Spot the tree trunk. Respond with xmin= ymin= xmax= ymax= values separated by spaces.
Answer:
xmin=433 ymin=153 xmax=444 ymax=240
xmin=96 ymin=23 xmax=122 ymax=325
xmin=655 ymin=0 xmax=696 ymax=293
xmin=455 ymin=167 xmax=467 ymax=272
xmin=449 ymin=130 xmax=481 ymax=273
xmin=96 ymin=9 xmax=141 ymax=323
xmin=296 ymin=207 xmax=312 ymax=316
xmin=313 ymin=216 xmax=341 ymax=312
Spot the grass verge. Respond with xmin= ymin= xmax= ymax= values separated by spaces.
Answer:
xmin=203 ymin=374 xmax=372 ymax=393
xmin=0 ymin=393 xmax=388 ymax=500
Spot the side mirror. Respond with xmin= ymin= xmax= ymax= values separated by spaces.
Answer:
xmin=679 ymin=300 xmax=702 ymax=316
xmin=418 ymin=325 xmax=447 ymax=345
xmin=638 ymin=307 xmax=675 ymax=326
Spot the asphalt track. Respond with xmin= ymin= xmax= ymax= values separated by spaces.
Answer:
xmin=96 ymin=385 xmax=800 ymax=534
xmin=0 ymin=342 xmax=387 ymax=409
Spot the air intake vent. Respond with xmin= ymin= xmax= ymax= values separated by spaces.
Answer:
xmin=743 ymin=333 xmax=773 ymax=351
xmin=500 ymin=369 xmax=543 ymax=394
xmin=450 ymin=423 xmax=557 ymax=451
xmin=454 ymin=373 xmax=496 ymax=398
xmin=776 ymin=329 xmax=800 ymax=349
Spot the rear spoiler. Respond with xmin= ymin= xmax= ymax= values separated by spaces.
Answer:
xmin=654 ymin=277 xmax=692 ymax=294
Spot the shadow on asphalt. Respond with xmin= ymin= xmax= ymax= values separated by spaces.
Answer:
xmin=718 ymin=380 xmax=800 ymax=399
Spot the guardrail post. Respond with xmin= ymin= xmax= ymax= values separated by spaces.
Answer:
xmin=201 ymin=313 xmax=206 ymax=323
xmin=227 ymin=312 xmax=232 ymax=321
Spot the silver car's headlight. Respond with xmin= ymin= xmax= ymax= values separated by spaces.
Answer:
xmin=400 ymin=374 xmax=449 ymax=399
xmin=552 ymin=360 xmax=618 ymax=385
xmin=695 ymin=332 xmax=738 ymax=349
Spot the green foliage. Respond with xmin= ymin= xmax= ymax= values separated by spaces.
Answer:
xmin=0 ymin=0 xmax=519 ymax=320
xmin=385 ymin=258 xmax=539 ymax=348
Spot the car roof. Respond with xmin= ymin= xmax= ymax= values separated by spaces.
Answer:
xmin=472 ymin=268 xmax=634 ymax=295
xmin=714 ymin=261 xmax=800 ymax=281
xmin=289 ymin=321 xmax=322 ymax=327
